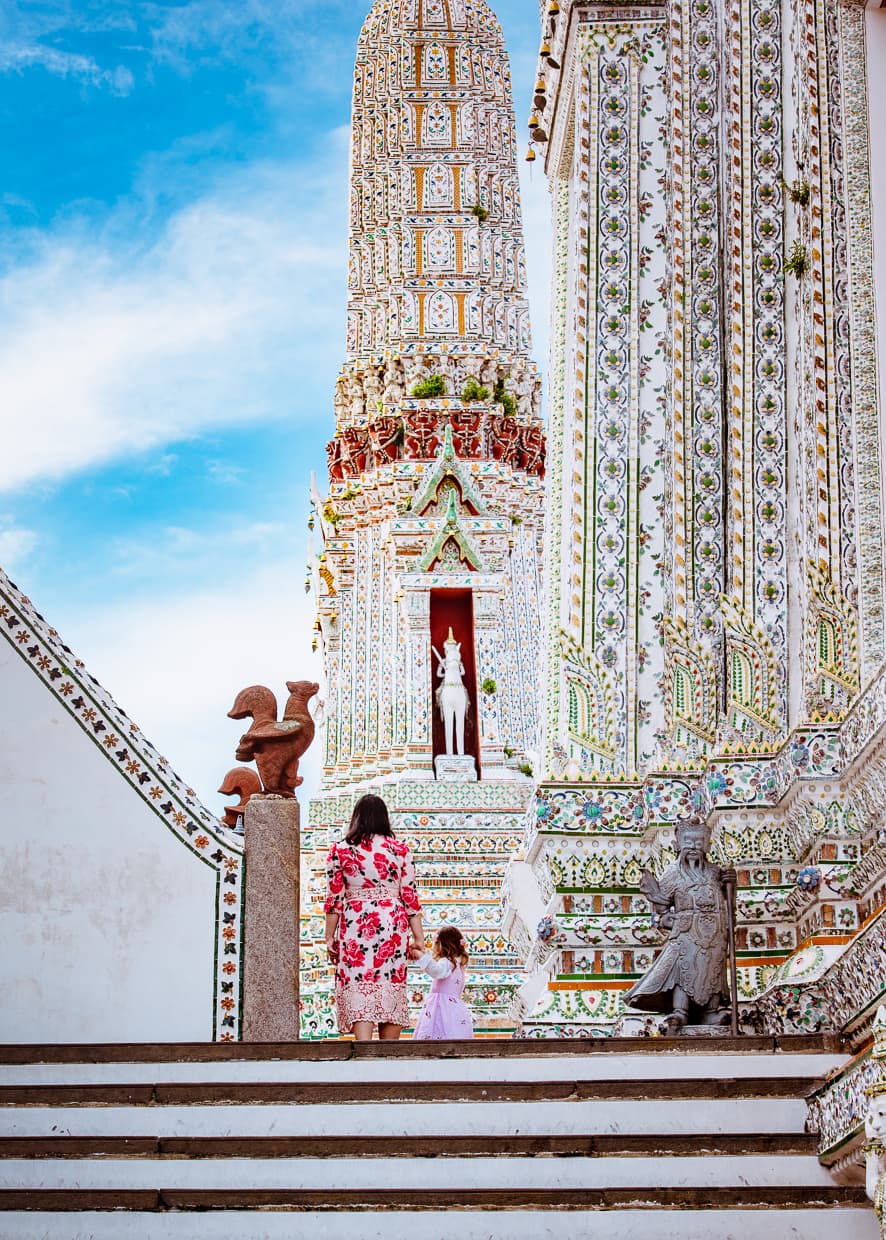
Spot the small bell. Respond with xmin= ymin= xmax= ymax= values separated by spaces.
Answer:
xmin=528 ymin=113 xmax=540 ymax=129
xmin=526 ymin=147 xmax=537 ymax=162
xmin=535 ymin=77 xmax=546 ymax=94
xmin=548 ymin=1 xmax=560 ymax=14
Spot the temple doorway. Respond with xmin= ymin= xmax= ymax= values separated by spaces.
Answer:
xmin=429 ymin=588 xmax=480 ymax=776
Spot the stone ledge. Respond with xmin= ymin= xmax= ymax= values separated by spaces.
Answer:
xmin=0 ymin=1032 xmax=846 ymax=1063
xmin=0 ymin=1186 xmax=870 ymax=1212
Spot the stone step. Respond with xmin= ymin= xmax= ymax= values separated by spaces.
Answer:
xmin=0 ymin=1049 xmax=844 ymax=1084
xmin=0 ymin=1033 xmax=843 ymax=1063
xmin=0 ymin=1098 xmax=811 ymax=1137
xmin=0 ymin=1153 xmax=847 ymax=1190
xmin=0 ymin=1132 xmax=821 ymax=1159
xmin=0 ymin=1075 xmax=827 ymax=1107
xmin=0 ymin=1186 xmax=871 ymax=1213
xmin=0 ymin=1208 xmax=879 ymax=1240
xmin=0 ymin=1040 xmax=870 ymax=1235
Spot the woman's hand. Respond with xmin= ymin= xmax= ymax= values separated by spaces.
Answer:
xmin=407 ymin=941 xmax=423 ymax=961
xmin=326 ymin=935 xmax=339 ymax=965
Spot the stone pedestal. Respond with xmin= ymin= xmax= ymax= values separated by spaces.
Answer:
xmin=434 ymin=754 xmax=478 ymax=781
xmin=242 ymin=794 xmax=300 ymax=1042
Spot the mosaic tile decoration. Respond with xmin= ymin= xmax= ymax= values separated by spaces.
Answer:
xmin=0 ymin=568 xmax=244 ymax=1041
xmin=302 ymin=0 xmax=547 ymax=1037
xmin=512 ymin=0 xmax=886 ymax=1039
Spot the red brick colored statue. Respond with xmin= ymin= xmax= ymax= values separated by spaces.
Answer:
xmin=518 ymin=424 xmax=546 ymax=477
xmin=218 ymin=767 xmax=262 ymax=828
xmin=449 ymin=408 xmax=483 ymax=458
xmin=403 ymin=410 xmax=440 ymax=459
xmin=369 ymin=414 xmax=403 ymax=465
xmin=489 ymin=413 xmax=521 ymax=467
xmin=326 ymin=436 xmax=345 ymax=481
xmin=227 ymin=680 xmax=319 ymax=796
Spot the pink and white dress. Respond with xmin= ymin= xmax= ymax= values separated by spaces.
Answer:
xmin=412 ymin=952 xmax=474 ymax=1040
xmin=324 ymin=836 xmax=422 ymax=1033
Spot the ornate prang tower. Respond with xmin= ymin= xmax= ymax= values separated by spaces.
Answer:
xmin=300 ymin=0 xmax=546 ymax=1037
xmin=505 ymin=0 xmax=886 ymax=1068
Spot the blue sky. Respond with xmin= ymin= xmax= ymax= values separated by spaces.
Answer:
xmin=0 ymin=0 xmax=551 ymax=814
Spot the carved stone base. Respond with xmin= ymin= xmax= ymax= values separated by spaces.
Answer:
xmin=242 ymin=794 xmax=300 ymax=1042
xmin=434 ymin=754 xmax=478 ymax=781
xmin=616 ymin=1013 xmax=735 ymax=1038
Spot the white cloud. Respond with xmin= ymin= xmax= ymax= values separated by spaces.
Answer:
xmin=98 ymin=519 xmax=291 ymax=582
xmin=0 ymin=140 xmax=349 ymax=495
xmin=0 ymin=521 xmax=38 ymax=572
xmin=0 ymin=44 xmax=134 ymax=94
xmin=206 ymin=459 xmax=244 ymax=485
xmin=53 ymin=560 xmax=324 ymax=817
xmin=143 ymin=0 xmax=328 ymax=71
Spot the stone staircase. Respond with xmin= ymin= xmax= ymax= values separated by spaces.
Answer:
xmin=0 ymin=1036 xmax=876 ymax=1239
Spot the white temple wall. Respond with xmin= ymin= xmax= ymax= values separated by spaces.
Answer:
xmin=866 ymin=0 xmax=886 ymax=553
xmin=0 ymin=640 xmax=217 ymax=1044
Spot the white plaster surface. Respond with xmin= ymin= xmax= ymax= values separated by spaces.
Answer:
xmin=0 ymin=1097 xmax=808 ymax=1137
xmin=0 ymin=639 xmax=217 ymax=1043
xmin=0 ymin=1211 xmax=878 ymax=1240
xmin=0 ymin=1050 xmax=844 ymax=1085
xmin=0 ymin=1153 xmax=839 ymax=1190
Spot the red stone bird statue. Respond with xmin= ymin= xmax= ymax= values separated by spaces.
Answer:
xmin=227 ymin=680 xmax=319 ymax=797
xmin=217 ymin=767 xmax=263 ymax=828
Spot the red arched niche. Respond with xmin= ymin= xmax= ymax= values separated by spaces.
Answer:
xmin=429 ymin=588 xmax=480 ymax=776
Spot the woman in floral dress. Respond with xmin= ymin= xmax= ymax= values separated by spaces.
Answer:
xmin=324 ymin=794 xmax=424 ymax=1040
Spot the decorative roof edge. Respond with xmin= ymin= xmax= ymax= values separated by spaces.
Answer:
xmin=412 ymin=424 xmax=487 ymax=517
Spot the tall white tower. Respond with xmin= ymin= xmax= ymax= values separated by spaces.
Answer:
xmin=300 ymin=0 xmax=547 ymax=1037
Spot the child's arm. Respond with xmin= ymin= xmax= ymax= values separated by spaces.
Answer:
xmin=416 ymin=952 xmax=454 ymax=979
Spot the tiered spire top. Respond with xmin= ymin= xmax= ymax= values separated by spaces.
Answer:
xmin=346 ymin=0 xmax=531 ymax=363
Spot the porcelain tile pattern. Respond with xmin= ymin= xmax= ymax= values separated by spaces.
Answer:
xmin=504 ymin=0 xmax=886 ymax=1158
xmin=303 ymin=0 xmax=546 ymax=1036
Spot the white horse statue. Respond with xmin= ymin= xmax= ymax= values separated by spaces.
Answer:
xmin=432 ymin=628 xmax=469 ymax=756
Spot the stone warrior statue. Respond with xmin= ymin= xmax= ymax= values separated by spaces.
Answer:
xmin=626 ymin=814 xmax=736 ymax=1033
xmin=432 ymin=628 xmax=469 ymax=756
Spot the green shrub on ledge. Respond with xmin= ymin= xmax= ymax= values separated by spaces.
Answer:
xmin=461 ymin=377 xmax=490 ymax=403
xmin=493 ymin=378 xmax=517 ymax=417
xmin=411 ymin=374 xmax=447 ymax=398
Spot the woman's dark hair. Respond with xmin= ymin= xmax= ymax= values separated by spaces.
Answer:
xmin=345 ymin=794 xmax=395 ymax=846
xmin=434 ymin=926 xmax=469 ymax=967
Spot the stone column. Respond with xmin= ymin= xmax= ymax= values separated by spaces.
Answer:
xmin=242 ymin=794 xmax=300 ymax=1042
xmin=404 ymin=588 xmax=434 ymax=777
xmin=474 ymin=589 xmax=506 ymax=770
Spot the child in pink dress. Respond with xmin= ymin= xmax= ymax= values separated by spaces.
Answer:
xmin=412 ymin=926 xmax=474 ymax=1040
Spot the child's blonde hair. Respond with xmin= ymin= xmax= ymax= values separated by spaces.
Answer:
xmin=434 ymin=926 xmax=469 ymax=967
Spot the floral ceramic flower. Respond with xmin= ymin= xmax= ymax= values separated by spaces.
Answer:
xmin=797 ymin=866 xmax=821 ymax=894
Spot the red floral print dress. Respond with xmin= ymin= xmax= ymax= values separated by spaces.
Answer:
xmin=324 ymin=835 xmax=422 ymax=1032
